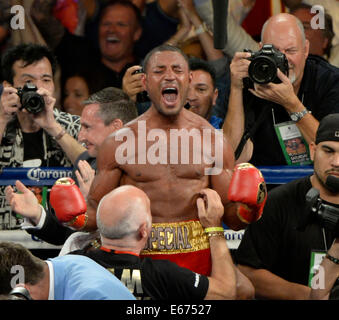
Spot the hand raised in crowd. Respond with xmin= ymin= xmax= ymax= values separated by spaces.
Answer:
xmin=75 ymin=160 xmax=95 ymax=199
xmin=197 ymin=188 xmax=224 ymax=228
xmin=177 ymin=0 xmax=199 ymax=24
xmin=164 ymin=1 xmax=192 ymax=47
xmin=5 ymin=180 xmax=42 ymax=226
xmin=122 ymin=65 xmax=145 ymax=102
xmin=176 ymin=0 xmax=193 ymax=29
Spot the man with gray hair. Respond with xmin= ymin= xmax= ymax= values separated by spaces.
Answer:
xmin=223 ymin=13 xmax=339 ymax=166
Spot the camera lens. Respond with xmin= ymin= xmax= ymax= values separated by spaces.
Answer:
xmin=21 ymin=92 xmax=45 ymax=114
xmin=249 ymin=56 xmax=277 ymax=84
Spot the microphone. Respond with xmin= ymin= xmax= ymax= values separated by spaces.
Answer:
xmin=212 ymin=0 xmax=228 ymax=49
xmin=326 ymin=175 xmax=339 ymax=193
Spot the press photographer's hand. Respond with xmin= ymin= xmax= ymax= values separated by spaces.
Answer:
xmin=32 ymin=87 xmax=57 ymax=130
xmin=0 ymin=86 xmax=21 ymax=123
xmin=230 ymin=52 xmax=251 ymax=89
xmin=249 ymin=69 xmax=299 ymax=112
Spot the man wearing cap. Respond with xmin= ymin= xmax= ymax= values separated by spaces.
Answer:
xmin=235 ymin=113 xmax=339 ymax=300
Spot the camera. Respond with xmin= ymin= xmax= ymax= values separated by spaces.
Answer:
xmin=17 ymin=83 xmax=45 ymax=114
xmin=306 ymin=188 xmax=339 ymax=237
xmin=132 ymin=68 xmax=149 ymax=103
xmin=244 ymin=44 xmax=289 ymax=85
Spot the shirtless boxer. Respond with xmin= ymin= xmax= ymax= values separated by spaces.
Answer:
xmin=49 ymin=45 xmax=267 ymax=275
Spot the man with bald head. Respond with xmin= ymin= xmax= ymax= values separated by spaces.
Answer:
xmin=223 ymin=13 xmax=339 ymax=166
xmin=66 ymin=185 xmax=240 ymax=300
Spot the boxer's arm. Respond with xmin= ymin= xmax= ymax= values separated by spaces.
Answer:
xmin=85 ymin=168 xmax=122 ymax=231
xmin=210 ymin=134 xmax=247 ymax=230
xmin=83 ymin=135 xmax=123 ymax=231
xmin=49 ymin=133 xmax=124 ymax=231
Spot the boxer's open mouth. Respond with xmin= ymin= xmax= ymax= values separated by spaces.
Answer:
xmin=162 ymin=87 xmax=178 ymax=103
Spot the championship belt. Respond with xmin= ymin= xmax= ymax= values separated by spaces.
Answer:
xmin=140 ymin=220 xmax=212 ymax=276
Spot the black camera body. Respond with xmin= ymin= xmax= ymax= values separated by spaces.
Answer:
xmin=17 ymin=83 xmax=45 ymax=114
xmin=306 ymin=188 xmax=339 ymax=237
xmin=132 ymin=68 xmax=149 ymax=103
xmin=244 ymin=44 xmax=289 ymax=85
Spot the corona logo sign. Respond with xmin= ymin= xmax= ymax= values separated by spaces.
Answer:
xmin=27 ymin=168 xmax=72 ymax=182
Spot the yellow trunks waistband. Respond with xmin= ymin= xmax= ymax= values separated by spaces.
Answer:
xmin=141 ymin=220 xmax=210 ymax=255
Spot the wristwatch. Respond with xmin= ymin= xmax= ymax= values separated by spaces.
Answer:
xmin=289 ymin=108 xmax=309 ymax=122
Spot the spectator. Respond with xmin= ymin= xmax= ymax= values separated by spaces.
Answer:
xmin=31 ymin=0 xmax=183 ymax=91
xmin=81 ymin=0 xmax=181 ymax=60
xmin=5 ymin=87 xmax=138 ymax=243
xmin=187 ymin=58 xmax=223 ymax=129
xmin=31 ymin=0 xmax=143 ymax=90
xmin=222 ymin=13 xmax=339 ymax=166
xmin=0 ymin=43 xmax=84 ymax=230
xmin=62 ymin=74 xmax=90 ymax=116
xmin=235 ymin=113 xmax=339 ymax=299
xmin=61 ymin=69 xmax=103 ymax=116
xmin=288 ymin=0 xmax=339 ymax=68
xmin=291 ymin=3 xmax=334 ymax=62
xmin=0 ymin=241 xmax=135 ymax=300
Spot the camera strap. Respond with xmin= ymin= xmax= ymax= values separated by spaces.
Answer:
xmin=234 ymin=103 xmax=271 ymax=160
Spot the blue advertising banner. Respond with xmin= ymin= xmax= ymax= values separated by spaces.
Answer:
xmin=0 ymin=167 xmax=73 ymax=186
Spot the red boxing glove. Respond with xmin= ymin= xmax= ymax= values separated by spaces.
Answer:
xmin=228 ymin=163 xmax=267 ymax=224
xmin=50 ymin=177 xmax=87 ymax=229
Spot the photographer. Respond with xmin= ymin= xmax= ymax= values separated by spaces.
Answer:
xmin=0 ymin=43 xmax=84 ymax=230
xmin=235 ymin=113 xmax=339 ymax=299
xmin=222 ymin=13 xmax=339 ymax=166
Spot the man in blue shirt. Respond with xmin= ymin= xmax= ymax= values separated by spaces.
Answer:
xmin=0 ymin=242 xmax=135 ymax=300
